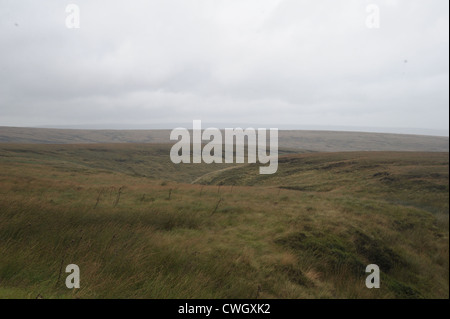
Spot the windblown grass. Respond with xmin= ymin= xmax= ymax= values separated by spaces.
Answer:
xmin=0 ymin=145 xmax=448 ymax=298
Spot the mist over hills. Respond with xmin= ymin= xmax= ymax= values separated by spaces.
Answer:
xmin=0 ymin=126 xmax=448 ymax=152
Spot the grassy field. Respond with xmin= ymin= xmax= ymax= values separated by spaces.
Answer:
xmin=0 ymin=144 xmax=448 ymax=298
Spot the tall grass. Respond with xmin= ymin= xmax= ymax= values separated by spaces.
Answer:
xmin=0 ymin=146 xmax=448 ymax=298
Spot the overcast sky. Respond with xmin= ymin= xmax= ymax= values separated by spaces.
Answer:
xmin=0 ymin=0 xmax=448 ymax=135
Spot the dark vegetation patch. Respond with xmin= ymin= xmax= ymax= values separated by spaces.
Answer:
xmin=276 ymin=230 xmax=408 ymax=276
xmin=385 ymin=276 xmax=423 ymax=299
xmin=353 ymin=231 xmax=406 ymax=272
xmin=275 ymin=232 xmax=365 ymax=275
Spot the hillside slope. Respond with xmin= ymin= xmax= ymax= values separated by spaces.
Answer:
xmin=0 ymin=145 xmax=448 ymax=298
xmin=195 ymin=151 xmax=449 ymax=214
xmin=1 ymin=126 xmax=448 ymax=152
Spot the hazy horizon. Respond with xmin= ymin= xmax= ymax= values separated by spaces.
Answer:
xmin=0 ymin=123 xmax=446 ymax=137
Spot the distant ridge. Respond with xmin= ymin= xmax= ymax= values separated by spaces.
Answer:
xmin=0 ymin=126 xmax=448 ymax=152
xmin=37 ymin=123 xmax=449 ymax=137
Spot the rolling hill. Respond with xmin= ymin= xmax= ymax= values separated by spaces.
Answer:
xmin=0 ymin=126 xmax=448 ymax=152
xmin=0 ymin=143 xmax=448 ymax=298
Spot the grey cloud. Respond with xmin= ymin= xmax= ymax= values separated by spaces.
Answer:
xmin=0 ymin=0 xmax=448 ymax=135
